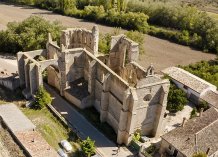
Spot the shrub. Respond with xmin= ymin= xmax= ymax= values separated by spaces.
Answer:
xmin=99 ymin=28 xmax=145 ymax=54
xmin=81 ymin=137 xmax=96 ymax=157
xmin=82 ymin=5 xmax=106 ymax=21
xmin=125 ymin=30 xmax=145 ymax=54
xmin=0 ymin=16 xmax=63 ymax=54
xmin=99 ymin=33 xmax=111 ymax=54
xmin=183 ymin=60 xmax=218 ymax=88
xmin=127 ymin=0 xmax=218 ymax=53
xmin=167 ymin=83 xmax=188 ymax=113
xmin=190 ymin=108 xmax=197 ymax=119
xmin=132 ymin=132 xmax=141 ymax=142
xmin=192 ymin=152 xmax=207 ymax=157
xmin=146 ymin=144 xmax=156 ymax=154
xmin=33 ymin=86 xmax=52 ymax=109
xmin=198 ymin=101 xmax=209 ymax=111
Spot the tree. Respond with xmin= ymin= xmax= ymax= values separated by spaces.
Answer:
xmin=167 ymin=83 xmax=188 ymax=113
xmin=192 ymin=152 xmax=207 ymax=157
xmin=81 ymin=137 xmax=96 ymax=157
xmin=0 ymin=16 xmax=63 ymax=54
xmin=59 ymin=0 xmax=76 ymax=14
xmin=34 ymin=86 xmax=52 ymax=109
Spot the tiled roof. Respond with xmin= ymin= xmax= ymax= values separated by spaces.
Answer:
xmin=201 ymin=90 xmax=218 ymax=109
xmin=15 ymin=131 xmax=58 ymax=157
xmin=0 ymin=104 xmax=58 ymax=157
xmin=162 ymin=67 xmax=216 ymax=94
xmin=162 ymin=108 xmax=218 ymax=157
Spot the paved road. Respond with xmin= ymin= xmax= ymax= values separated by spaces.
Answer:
xmin=45 ymin=84 xmax=134 ymax=157
xmin=0 ymin=3 xmax=216 ymax=71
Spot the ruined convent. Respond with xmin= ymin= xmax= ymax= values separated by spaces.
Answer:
xmin=17 ymin=26 xmax=170 ymax=145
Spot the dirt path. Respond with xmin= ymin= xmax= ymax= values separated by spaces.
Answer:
xmin=0 ymin=3 xmax=216 ymax=71
xmin=0 ymin=136 xmax=11 ymax=157
xmin=0 ymin=128 xmax=25 ymax=157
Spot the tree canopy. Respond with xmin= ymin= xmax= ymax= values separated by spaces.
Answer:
xmin=34 ymin=86 xmax=52 ymax=109
xmin=167 ymin=82 xmax=188 ymax=113
xmin=0 ymin=16 xmax=63 ymax=53
xmin=81 ymin=137 xmax=96 ymax=157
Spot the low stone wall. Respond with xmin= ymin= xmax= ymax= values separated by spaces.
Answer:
xmin=64 ymin=90 xmax=82 ymax=109
xmin=0 ymin=76 xmax=20 ymax=90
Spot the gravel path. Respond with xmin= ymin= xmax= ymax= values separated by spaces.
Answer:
xmin=0 ymin=3 xmax=216 ymax=71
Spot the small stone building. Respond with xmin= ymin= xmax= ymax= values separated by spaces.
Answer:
xmin=159 ymin=107 xmax=218 ymax=157
xmin=17 ymin=26 xmax=170 ymax=145
xmin=0 ymin=70 xmax=20 ymax=91
xmin=162 ymin=67 xmax=217 ymax=104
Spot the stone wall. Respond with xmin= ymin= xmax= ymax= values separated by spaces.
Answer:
xmin=0 ymin=75 xmax=20 ymax=91
xmin=108 ymin=34 xmax=139 ymax=73
xmin=60 ymin=26 xmax=99 ymax=56
xmin=47 ymin=66 xmax=60 ymax=90
xmin=159 ymin=139 xmax=185 ymax=157
xmin=17 ymin=26 xmax=170 ymax=146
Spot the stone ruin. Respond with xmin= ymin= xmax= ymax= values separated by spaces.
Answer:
xmin=17 ymin=26 xmax=170 ymax=145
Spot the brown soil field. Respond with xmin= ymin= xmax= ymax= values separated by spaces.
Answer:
xmin=0 ymin=3 xmax=216 ymax=71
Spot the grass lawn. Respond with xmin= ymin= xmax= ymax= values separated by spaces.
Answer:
xmin=20 ymin=107 xmax=80 ymax=152
xmin=0 ymin=85 xmax=82 ymax=156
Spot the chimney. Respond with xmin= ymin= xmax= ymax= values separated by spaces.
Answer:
xmin=199 ymin=108 xmax=204 ymax=117
xmin=206 ymin=148 xmax=211 ymax=155
xmin=182 ymin=117 xmax=186 ymax=127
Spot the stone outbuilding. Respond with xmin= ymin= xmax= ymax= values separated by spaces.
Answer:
xmin=17 ymin=26 xmax=170 ymax=145
xmin=162 ymin=67 xmax=217 ymax=104
xmin=159 ymin=107 xmax=218 ymax=157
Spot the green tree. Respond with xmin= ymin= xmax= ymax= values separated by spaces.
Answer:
xmin=59 ymin=0 xmax=76 ymax=14
xmin=132 ymin=132 xmax=140 ymax=142
xmin=167 ymin=83 xmax=188 ymax=113
xmin=125 ymin=30 xmax=145 ymax=53
xmin=0 ymin=16 xmax=63 ymax=54
xmin=34 ymin=86 xmax=52 ymax=109
xmin=192 ymin=152 xmax=207 ymax=157
xmin=81 ymin=137 xmax=96 ymax=157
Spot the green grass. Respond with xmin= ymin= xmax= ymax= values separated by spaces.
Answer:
xmin=21 ymin=107 xmax=81 ymax=153
xmin=0 ymin=85 xmax=82 ymax=156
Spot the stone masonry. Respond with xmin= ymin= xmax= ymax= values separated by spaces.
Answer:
xmin=17 ymin=26 xmax=170 ymax=145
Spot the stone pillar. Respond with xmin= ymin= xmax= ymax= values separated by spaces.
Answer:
xmin=117 ymin=88 xmax=131 ymax=145
xmin=24 ymin=59 xmax=30 ymax=90
xmin=100 ymin=73 xmax=111 ymax=122
xmin=29 ymin=63 xmax=38 ymax=95
xmin=17 ymin=52 xmax=25 ymax=87
xmin=92 ymin=25 xmax=99 ymax=56
xmin=123 ymin=89 xmax=139 ymax=145
xmin=153 ymin=84 xmax=169 ymax=137
xmin=88 ymin=60 xmax=97 ymax=95
xmin=129 ymin=43 xmax=139 ymax=62
xmin=59 ymin=47 xmax=67 ymax=96
xmin=36 ymin=64 xmax=43 ymax=89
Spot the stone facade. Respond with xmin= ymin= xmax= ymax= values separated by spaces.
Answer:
xmin=17 ymin=26 xmax=170 ymax=145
